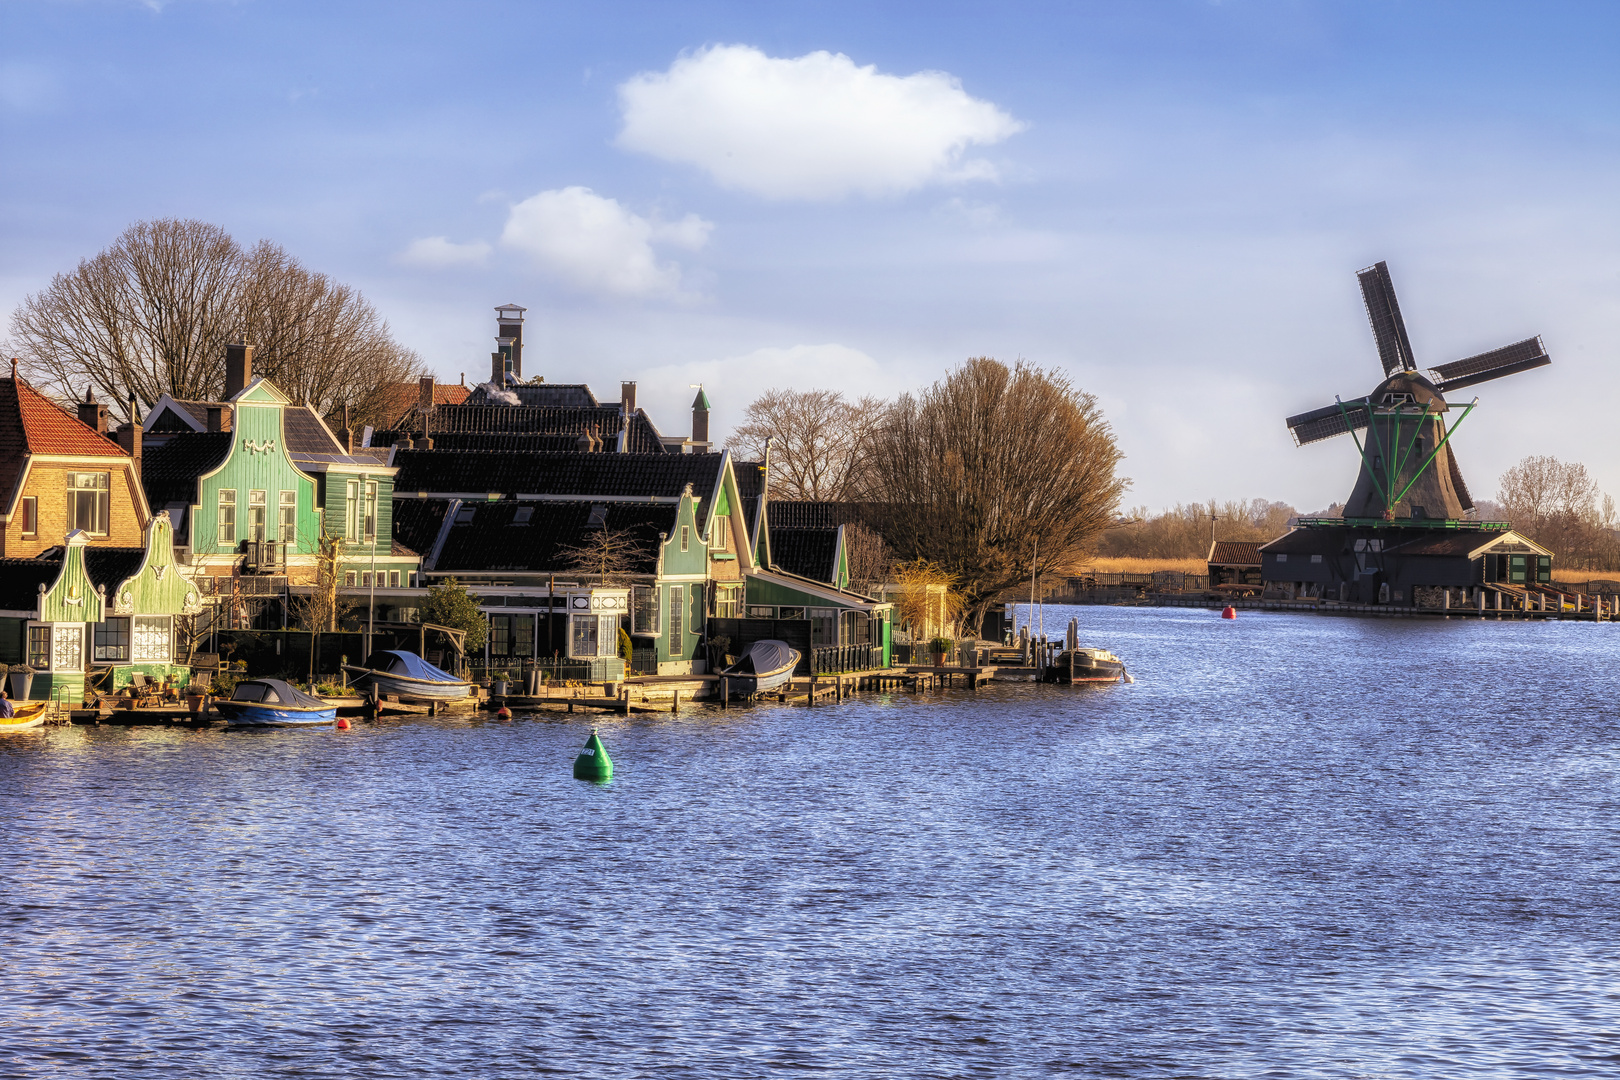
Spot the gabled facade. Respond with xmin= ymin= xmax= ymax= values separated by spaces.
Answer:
xmin=0 ymin=368 xmax=150 ymax=558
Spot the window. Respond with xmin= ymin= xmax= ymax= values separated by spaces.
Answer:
xmin=66 ymin=472 xmax=110 ymax=535
xmin=1538 ymin=556 xmax=1552 ymax=583
xmin=810 ymin=608 xmax=838 ymax=646
xmin=248 ymin=490 xmax=267 ymax=542
xmin=1509 ymin=554 xmax=1528 ymax=585
xmin=94 ymin=617 xmax=131 ymax=662
xmin=132 ymin=616 xmax=171 ymax=663
xmin=346 ymin=479 xmax=359 ymax=538
xmin=217 ymin=489 xmax=236 ymax=545
xmin=715 ymin=585 xmax=741 ymax=619
xmin=389 ymin=570 xmax=400 ymax=588
xmin=28 ymin=626 xmax=50 ymax=669
xmin=514 ymin=614 xmax=534 ymax=658
xmin=53 ymin=624 xmax=83 ymax=672
xmin=279 ymin=491 xmax=297 ymax=543
xmin=747 ymin=606 xmax=775 ymax=619
xmin=691 ymin=584 xmax=705 ymax=632
xmin=1276 ymin=554 xmax=1288 ymax=563
xmin=778 ymin=607 xmax=805 ymax=620
xmin=571 ymin=613 xmax=599 ymax=658
xmin=599 ymin=615 xmax=616 ymax=655
xmin=344 ymin=571 xmax=356 ymax=587
xmin=1311 ymin=554 xmax=1323 ymax=564
xmin=711 ymin=516 xmax=731 ymax=550
xmin=680 ymin=525 xmax=690 ymax=552
xmin=668 ymin=586 xmax=684 ymax=645
xmin=361 ymin=571 xmax=372 ymax=588
xmin=490 ymin=614 xmax=511 ymax=657
xmin=632 ymin=585 xmax=661 ymax=634
xmin=364 ymin=481 xmax=377 ymax=540
xmin=19 ymin=496 xmax=36 ymax=537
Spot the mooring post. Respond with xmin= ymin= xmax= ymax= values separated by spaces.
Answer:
xmin=672 ymin=690 xmax=680 ymax=714
xmin=720 ymin=677 xmax=728 ymax=708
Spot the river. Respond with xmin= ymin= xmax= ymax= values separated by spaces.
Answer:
xmin=4 ymin=605 xmax=1618 ymax=1077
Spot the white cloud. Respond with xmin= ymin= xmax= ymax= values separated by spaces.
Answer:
xmin=397 ymin=236 xmax=492 ymax=268
xmin=500 ymin=186 xmax=711 ymax=298
xmin=617 ymin=44 xmax=1024 ymax=201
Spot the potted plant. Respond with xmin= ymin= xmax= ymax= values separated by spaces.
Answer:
xmin=491 ymin=670 xmax=510 ymax=697
xmin=185 ymin=683 xmax=207 ymax=715
xmin=929 ymin=636 xmax=952 ymax=667
xmin=7 ymin=664 xmax=35 ymax=701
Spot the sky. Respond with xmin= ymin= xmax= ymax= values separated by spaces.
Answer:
xmin=3 ymin=1 xmax=1618 ymax=513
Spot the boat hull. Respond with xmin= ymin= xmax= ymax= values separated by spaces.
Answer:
xmin=216 ymin=702 xmax=337 ymax=727
xmin=1046 ymin=650 xmax=1129 ymax=684
xmin=0 ymin=703 xmax=48 ymax=731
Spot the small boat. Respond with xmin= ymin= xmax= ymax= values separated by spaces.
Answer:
xmin=342 ymin=650 xmax=473 ymax=700
xmin=718 ymin=639 xmax=801 ymax=697
xmin=1045 ymin=647 xmax=1129 ymax=684
xmin=0 ymin=701 xmax=48 ymax=731
xmin=216 ymin=679 xmax=338 ymax=727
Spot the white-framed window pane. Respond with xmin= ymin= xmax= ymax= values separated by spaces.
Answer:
xmin=346 ymin=480 xmax=359 ymax=538
xmin=279 ymin=490 xmax=296 ymax=543
xmin=389 ymin=570 xmax=400 ymax=587
xmin=218 ymin=489 xmax=236 ymax=545
xmin=53 ymin=624 xmax=83 ymax=672
xmin=132 ymin=616 xmax=171 ymax=663
xmin=571 ymin=614 xmax=598 ymax=658
xmin=28 ymin=626 xmax=50 ymax=669
xmin=364 ymin=482 xmax=377 ymax=539
xmin=599 ymin=615 xmax=616 ymax=657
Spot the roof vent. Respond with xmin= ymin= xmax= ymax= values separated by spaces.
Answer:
xmin=454 ymin=506 xmax=476 ymax=525
xmin=513 ymin=506 xmax=534 ymax=525
xmin=587 ymin=503 xmax=609 ymax=528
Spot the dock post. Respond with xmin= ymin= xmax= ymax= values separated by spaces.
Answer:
xmin=808 ymin=672 xmax=816 ymax=707
xmin=672 ymin=690 xmax=680 ymax=714
xmin=622 ymin=689 xmax=630 ymax=716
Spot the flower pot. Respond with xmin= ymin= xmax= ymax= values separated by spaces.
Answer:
xmin=8 ymin=670 xmax=33 ymax=700
xmin=186 ymin=694 xmax=204 ymax=716
xmin=931 ymin=651 xmax=946 ymax=667
xmin=491 ymin=680 xmax=509 ymax=697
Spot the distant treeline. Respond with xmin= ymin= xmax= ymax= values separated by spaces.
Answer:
xmin=1094 ymin=500 xmax=1305 ymax=560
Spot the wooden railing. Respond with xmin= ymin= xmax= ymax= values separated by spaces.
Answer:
xmin=811 ymin=644 xmax=885 ymax=674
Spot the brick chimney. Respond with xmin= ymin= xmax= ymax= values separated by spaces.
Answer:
xmin=77 ymin=389 xmax=108 ymax=434
xmin=490 ymin=351 xmax=504 ymax=384
xmin=206 ymin=406 xmax=224 ymax=433
xmin=576 ymin=429 xmax=594 ymax=453
xmin=224 ymin=342 xmax=254 ymax=400
xmin=621 ymin=381 xmax=637 ymax=414
xmin=115 ymin=392 xmax=142 ymax=463
xmin=419 ymin=375 xmax=435 ymax=410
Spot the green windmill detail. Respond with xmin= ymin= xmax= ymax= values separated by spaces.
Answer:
xmin=1285 ymin=261 xmax=1552 ymax=524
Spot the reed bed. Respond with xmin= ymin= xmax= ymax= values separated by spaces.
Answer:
xmin=1076 ymin=557 xmax=1208 ymax=576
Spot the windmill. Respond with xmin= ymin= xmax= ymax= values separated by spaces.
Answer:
xmin=1285 ymin=261 xmax=1550 ymax=522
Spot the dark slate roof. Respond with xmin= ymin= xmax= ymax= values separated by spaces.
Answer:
xmin=1384 ymin=531 xmax=1522 ymax=558
xmin=141 ymin=431 xmax=233 ymax=507
xmin=734 ymin=460 xmax=766 ymax=532
xmin=379 ymin=404 xmax=668 ymax=454
xmin=465 ymin=384 xmax=598 ymax=408
xmin=283 ymin=405 xmax=344 ymax=456
xmin=151 ymin=398 xmax=232 ymax=432
xmin=83 ymin=547 xmax=146 ymax=593
xmin=391 ymin=499 xmax=450 ymax=559
xmin=392 ymin=451 xmax=723 ymax=500
xmin=1208 ymin=540 xmax=1263 ymax=567
xmin=368 ymin=431 xmax=586 ymax=453
xmin=0 ymin=556 xmax=60 ymax=611
xmin=769 ymin=527 xmax=839 ymax=583
xmin=1258 ymin=528 xmax=1347 ymax=556
xmin=418 ymin=499 xmax=678 ymax=575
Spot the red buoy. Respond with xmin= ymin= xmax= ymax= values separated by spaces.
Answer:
xmin=335 ymin=717 xmax=351 ymax=730
xmin=1221 ymin=606 xmax=1237 ymax=619
xmin=496 ymin=706 xmax=512 ymax=721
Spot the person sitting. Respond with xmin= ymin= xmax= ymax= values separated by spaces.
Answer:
xmin=0 ymin=687 xmax=13 ymax=719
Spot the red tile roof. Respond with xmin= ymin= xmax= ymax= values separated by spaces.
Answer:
xmin=0 ymin=375 xmax=128 ymax=510
xmin=1208 ymin=540 xmax=1264 ymax=566
xmin=377 ymin=382 xmax=471 ymax=425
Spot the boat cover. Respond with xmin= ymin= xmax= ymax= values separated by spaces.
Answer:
xmin=231 ymin=679 xmax=328 ymax=707
xmin=734 ymin=639 xmax=796 ymax=676
xmin=364 ymin=650 xmax=462 ymax=683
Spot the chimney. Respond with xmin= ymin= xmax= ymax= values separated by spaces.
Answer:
xmin=115 ymin=394 xmax=142 ymax=463
xmin=621 ymin=381 xmax=637 ymax=414
xmin=494 ymin=303 xmax=527 ymax=380
xmin=691 ymin=386 xmax=711 ymax=452
xmin=576 ymin=429 xmax=594 ymax=453
xmin=419 ymin=375 xmax=435 ymax=410
xmin=77 ymin=388 xmax=108 ymax=434
xmin=206 ymin=406 xmax=223 ymax=433
xmin=340 ymin=405 xmax=354 ymax=454
xmin=491 ymin=351 xmax=504 ymax=384
xmin=224 ymin=342 xmax=254 ymax=400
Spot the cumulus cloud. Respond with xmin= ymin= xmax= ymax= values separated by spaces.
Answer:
xmin=617 ymin=45 xmax=1024 ymax=201
xmin=397 ymin=236 xmax=492 ymax=268
xmin=500 ymin=186 xmax=712 ymax=298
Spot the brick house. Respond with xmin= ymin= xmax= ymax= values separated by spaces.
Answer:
xmin=0 ymin=362 xmax=150 ymax=558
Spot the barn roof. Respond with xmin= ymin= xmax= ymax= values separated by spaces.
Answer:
xmin=769 ymin=527 xmax=840 ymax=583
xmin=141 ymin=431 xmax=233 ymax=508
xmin=402 ymin=498 xmax=677 ymax=575
xmin=377 ymin=404 xmax=668 ymax=454
xmin=1208 ymin=540 xmax=1264 ymax=566
xmin=465 ymin=383 xmax=599 ymax=408
xmin=1258 ymin=528 xmax=1346 ymax=556
xmin=391 ymin=450 xmax=724 ymax=501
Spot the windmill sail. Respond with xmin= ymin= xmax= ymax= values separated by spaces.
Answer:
xmin=1358 ymin=261 xmax=1417 ymax=377
xmin=1286 ymin=399 xmax=1371 ymax=446
xmin=1430 ymin=336 xmax=1550 ymax=394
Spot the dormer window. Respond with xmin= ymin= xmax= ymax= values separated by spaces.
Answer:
xmin=67 ymin=472 xmax=110 ymax=535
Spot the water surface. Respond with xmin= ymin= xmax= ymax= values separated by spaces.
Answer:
xmin=4 ymin=606 xmax=1619 ymax=1077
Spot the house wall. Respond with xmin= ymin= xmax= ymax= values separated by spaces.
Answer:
xmin=190 ymin=400 xmax=321 ymax=558
xmin=2 ymin=461 xmax=146 ymax=557
xmin=658 ymin=495 xmax=709 ymax=671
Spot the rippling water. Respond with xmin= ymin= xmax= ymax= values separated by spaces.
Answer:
xmin=5 ymin=606 xmax=1620 ymax=1077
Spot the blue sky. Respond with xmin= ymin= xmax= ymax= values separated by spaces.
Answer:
xmin=3 ymin=1 xmax=1617 ymax=511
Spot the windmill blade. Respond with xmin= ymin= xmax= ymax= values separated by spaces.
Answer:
xmin=1430 ymin=336 xmax=1550 ymax=394
xmin=1447 ymin=451 xmax=1474 ymax=512
xmin=1358 ymin=261 xmax=1418 ymax=377
xmin=1286 ymin=399 xmax=1371 ymax=446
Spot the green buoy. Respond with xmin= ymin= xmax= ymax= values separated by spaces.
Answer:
xmin=573 ymin=729 xmax=613 ymax=782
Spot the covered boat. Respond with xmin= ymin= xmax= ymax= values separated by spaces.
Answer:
xmin=342 ymin=650 xmax=472 ymax=700
xmin=0 ymin=701 xmax=48 ymax=732
xmin=1045 ymin=647 xmax=1128 ymax=684
xmin=718 ymin=640 xmax=801 ymax=697
xmin=216 ymin=679 xmax=338 ymax=727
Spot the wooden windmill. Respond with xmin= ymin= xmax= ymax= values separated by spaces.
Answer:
xmin=1285 ymin=261 xmax=1551 ymax=522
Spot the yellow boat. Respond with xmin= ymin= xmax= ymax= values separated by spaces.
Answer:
xmin=0 ymin=701 xmax=48 ymax=731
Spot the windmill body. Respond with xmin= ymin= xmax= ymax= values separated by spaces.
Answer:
xmin=1259 ymin=262 xmax=1556 ymax=608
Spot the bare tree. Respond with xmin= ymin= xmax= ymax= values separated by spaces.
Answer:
xmin=8 ymin=218 xmax=423 ymax=425
xmin=863 ymin=357 xmax=1127 ymax=633
xmin=725 ymin=388 xmax=882 ymax=501
xmin=1497 ymin=455 xmax=1619 ymax=568
xmin=556 ymin=526 xmax=650 ymax=585
xmin=1095 ymin=499 xmax=1299 ymax=559
xmin=841 ymin=520 xmax=892 ymax=593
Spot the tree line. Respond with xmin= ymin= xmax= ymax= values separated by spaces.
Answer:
xmin=6 ymin=218 xmax=424 ymax=429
